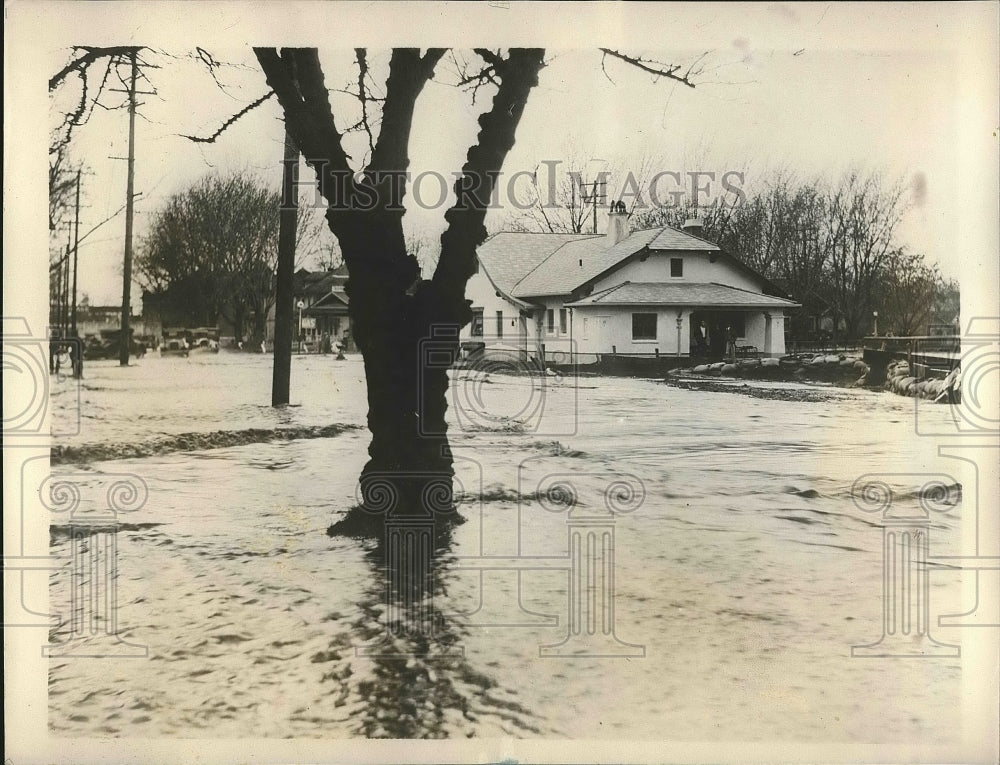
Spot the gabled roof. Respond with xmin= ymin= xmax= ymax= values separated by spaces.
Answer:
xmin=513 ymin=228 xmax=665 ymax=297
xmin=475 ymin=232 xmax=597 ymax=294
xmin=566 ymin=282 xmax=799 ymax=309
xmin=304 ymin=289 xmax=349 ymax=314
xmin=475 ymin=225 xmax=750 ymax=301
xmin=646 ymin=228 xmax=720 ymax=251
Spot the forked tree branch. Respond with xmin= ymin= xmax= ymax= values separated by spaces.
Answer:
xmin=367 ymin=48 xmax=445 ymax=175
xmin=49 ymin=45 xmax=143 ymax=91
xmin=254 ymin=47 xmax=353 ymax=175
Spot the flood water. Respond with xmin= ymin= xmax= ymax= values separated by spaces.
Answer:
xmin=46 ymin=353 xmax=968 ymax=741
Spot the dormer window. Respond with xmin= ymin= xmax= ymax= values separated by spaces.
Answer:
xmin=670 ymin=257 xmax=683 ymax=277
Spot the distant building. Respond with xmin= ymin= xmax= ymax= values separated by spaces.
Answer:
xmin=76 ymin=298 xmax=151 ymax=341
xmin=462 ymin=212 xmax=798 ymax=364
xmin=265 ymin=265 xmax=354 ymax=351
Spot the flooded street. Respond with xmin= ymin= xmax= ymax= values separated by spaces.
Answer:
xmin=47 ymin=353 xmax=967 ymax=742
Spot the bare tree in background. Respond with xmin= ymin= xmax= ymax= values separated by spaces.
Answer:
xmin=506 ymin=150 xmax=665 ymax=235
xmin=821 ymin=171 xmax=907 ymax=338
xmin=878 ymin=248 xmax=947 ymax=336
xmin=136 ymin=171 xmax=327 ymax=343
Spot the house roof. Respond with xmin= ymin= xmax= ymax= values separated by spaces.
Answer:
xmin=475 ymin=225 xmax=780 ymax=302
xmin=475 ymin=232 xmax=598 ymax=294
xmin=304 ymin=289 xmax=349 ymax=315
xmin=293 ymin=266 xmax=348 ymax=297
xmin=513 ymin=228 xmax=665 ymax=297
xmin=566 ymin=282 xmax=800 ymax=309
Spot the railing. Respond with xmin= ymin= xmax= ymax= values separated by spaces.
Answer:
xmin=785 ymin=339 xmax=864 ymax=355
xmin=862 ymin=335 xmax=961 ymax=355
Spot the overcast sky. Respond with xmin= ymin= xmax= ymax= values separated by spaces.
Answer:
xmin=10 ymin=2 xmax=998 ymax=312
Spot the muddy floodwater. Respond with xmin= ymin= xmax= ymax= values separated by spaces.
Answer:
xmin=46 ymin=353 xmax=968 ymax=741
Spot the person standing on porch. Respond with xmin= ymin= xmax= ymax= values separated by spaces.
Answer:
xmin=694 ymin=320 xmax=708 ymax=356
xmin=725 ymin=325 xmax=737 ymax=363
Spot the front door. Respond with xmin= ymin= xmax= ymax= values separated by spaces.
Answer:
xmin=597 ymin=315 xmax=611 ymax=354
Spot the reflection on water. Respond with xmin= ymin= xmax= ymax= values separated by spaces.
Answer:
xmin=46 ymin=354 xmax=967 ymax=740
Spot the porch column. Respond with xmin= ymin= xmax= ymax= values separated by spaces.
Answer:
xmin=764 ymin=312 xmax=773 ymax=356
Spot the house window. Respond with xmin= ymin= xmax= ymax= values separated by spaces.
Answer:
xmin=632 ymin=313 xmax=657 ymax=340
xmin=547 ymin=309 xmax=555 ymax=334
xmin=582 ymin=317 xmax=589 ymax=339
xmin=670 ymin=257 xmax=683 ymax=277
xmin=496 ymin=310 xmax=503 ymax=338
xmin=559 ymin=308 xmax=567 ymax=334
xmin=471 ymin=308 xmax=484 ymax=337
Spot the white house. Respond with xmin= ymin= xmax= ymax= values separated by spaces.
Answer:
xmin=461 ymin=212 xmax=798 ymax=364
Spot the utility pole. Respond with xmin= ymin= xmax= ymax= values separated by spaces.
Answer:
xmin=70 ymin=169 xmax=81 ymax=338
xmin=579 ymin=179 xmax=606 ymax=234
xmin=119 ymin=51 xmax=138 ymax=367
xmin=62 ymin=236 xmax=71 ymax=337
xmin=271 ymin=127 xmax=299 ymax=407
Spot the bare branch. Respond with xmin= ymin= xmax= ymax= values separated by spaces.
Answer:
xmin=180 ymin=90 xmax=275 ymax=144
xmin=598 ymin=48 xmax=698 ymax=88
xmin=355 ymin=48 xmax=376 ymax=160
xmin=49 ymin=45 xmax=142 ymax=91
xmin=434 ymin=48 xmax=546 ymax=311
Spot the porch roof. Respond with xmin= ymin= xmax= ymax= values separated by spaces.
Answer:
xmin=565 ymin=282 xmax=800 ymax=309
xmin=303 ymin=290 xmax=349 ymax=315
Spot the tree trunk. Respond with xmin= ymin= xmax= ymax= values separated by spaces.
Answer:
xmin=255 ymin=47 xmax=545 ymax=527
xmin=339 ymin=224 xmax=455 ymax=520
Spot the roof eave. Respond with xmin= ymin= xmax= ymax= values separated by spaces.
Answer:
xmin=566 ymin=300 xmax=801 ymax=309
xmin=478 ymin=260 xmax=534 ymax=309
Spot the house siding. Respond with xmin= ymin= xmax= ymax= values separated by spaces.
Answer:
xmin=591 ymin=251 xmax=759 ymax=293
xmin=460 ymin=268 xmax=537 ymax=358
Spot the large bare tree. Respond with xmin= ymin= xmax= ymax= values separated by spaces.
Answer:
xmin=253 ymin=48 xmax=546 ymax=520
xmin=50 ymin=45 xmax=704 ymax=524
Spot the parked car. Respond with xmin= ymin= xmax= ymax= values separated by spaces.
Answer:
xmin=160 ymin=337 xmax=190 ymax=357
xmin=82 ymin=330 xmax=146 ymax=360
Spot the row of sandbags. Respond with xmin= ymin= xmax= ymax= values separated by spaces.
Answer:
xmin=884 ymin=360 xmax=961 ymax=402
xmin=689 ymin=354 xmax=868 ymax=379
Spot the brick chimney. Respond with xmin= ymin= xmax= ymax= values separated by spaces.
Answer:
xmin=682 ymin=218 xmax=705 ymax=239
xmin=607 ymin=204 xmax=629 ymax=246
